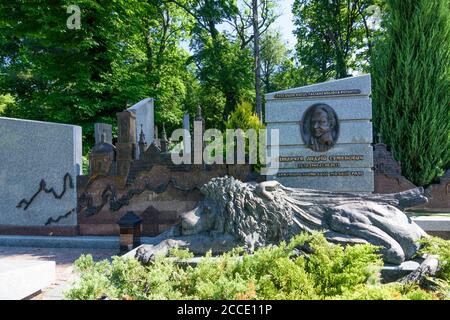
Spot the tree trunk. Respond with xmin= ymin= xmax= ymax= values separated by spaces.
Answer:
xmin=335 ymin=48 xmax=348 ymax=78
xmin=253 ymin=0 xmax=262 ymax=121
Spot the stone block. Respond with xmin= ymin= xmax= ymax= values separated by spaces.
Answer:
xmin=421 ymin=170 xmax=450 ymax=211
xmin=269 ymin=144 xmax=374 ymax=169
xmin=266 ymin=97 xmax=372 ymax=122
xmin=381 ymin=260 xmax=421 ymax=283
xmin=266 ymin=168 xmax=375 ymax=192
xmin=0 ymin=117 xmax=81 ymax=227
xmin=266 ymin=121 xmax=373 ymax=146
xmin=117 ymin=111 xmax=136 ymax=144
xmin=0 ymin=260 xmax=55 ymax=300
xmin=116 ymin=142 xmax=135 ymax=160
xmin=374 ymin=173 xmax=417 ymax=194
xmin=265 ymin=74 xmax=371 ymax=100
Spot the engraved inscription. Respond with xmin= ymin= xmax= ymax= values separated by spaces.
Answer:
xmin=277 ymin=171 xmax=364 ymax=177
xmin=279 ymin=155 xmax=364 ymax=162
xmin=274 ymin=89 xmax=361 ymax=99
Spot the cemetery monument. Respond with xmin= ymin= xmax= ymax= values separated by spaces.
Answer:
xmin=264 ymin=74 xmax=374 ymax=193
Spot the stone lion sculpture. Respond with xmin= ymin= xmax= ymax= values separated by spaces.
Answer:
xmin=133 ymin=176 xmax=428 ymax=265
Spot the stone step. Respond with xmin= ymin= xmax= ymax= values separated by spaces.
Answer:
xmin=411 ymin=216 xmax=450 ymax=239
xmin=411 ymin=216 xmax=450 ymax=231
xmin=0 ymin=260 xmax=56 ymax=300
xmin=0 ymin=235 xmax=161 ymax=249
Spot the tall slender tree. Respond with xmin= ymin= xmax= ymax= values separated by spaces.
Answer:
xmin=228 ymin=0 xmax=277 ymax=119
xmin=252 ymin=0 xmax=262 ymax=120
xmin=372 ymin=0 xmax=450 ymax=185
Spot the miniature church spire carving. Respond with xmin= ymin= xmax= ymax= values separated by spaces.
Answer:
xmin=138 ymin=124 xmax=147 ymax=158
xmin=161 ymin=123 xmax=169 ymax=152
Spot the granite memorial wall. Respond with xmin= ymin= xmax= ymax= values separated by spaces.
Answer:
xmin=0 ymin=117 xmax=82 ymax=235
xmin=264 ymin=75 xmax=374 ymax=193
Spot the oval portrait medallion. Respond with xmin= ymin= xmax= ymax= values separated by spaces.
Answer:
xmin=301 ymin=103 xmax=339 ymax=152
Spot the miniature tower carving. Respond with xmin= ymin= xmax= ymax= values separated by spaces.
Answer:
xmin=138 ymin=124 xmax=147 ymax=159
xmin=89 ymin=130 xmax=116 ymax=176
xmin=160 ymin=123 xmax=169 ymax=152
xmin=116 ymin=110 xmax=137 ymax=177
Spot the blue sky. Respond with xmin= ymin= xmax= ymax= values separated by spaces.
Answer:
xmin=273 ymin=0 xmax=296 ymax=49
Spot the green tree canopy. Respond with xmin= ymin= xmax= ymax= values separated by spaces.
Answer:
xmin=0 ymin=0 xmax=195 ymax=150
xmin=292 ymin=0 xmax=380 ymax=82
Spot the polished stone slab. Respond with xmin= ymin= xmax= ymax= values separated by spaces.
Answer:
xmin=264 ymin=75 xmax=373 ymax=193
xmin=0 ymin=260 xmax=55 ymax=299
xmin=0 ymin=117 xmax=81 ymax=227
xmin=265 ymin=74 xmax=371 ymax=100
xmin=264 ymin=167 xmax=374 ymax=192
xmin=412 ymin=216 xmax=450 ymax=231
xmin=266 ymin=121 xmax=373 ymax=146
xmin=268 ymin=144 xmax=374 ymax=169
xmin=266 ymin=97 xmax=372 ymax=122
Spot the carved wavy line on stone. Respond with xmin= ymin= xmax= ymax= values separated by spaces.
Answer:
xmin=45 ymin=209 xmax=74 ymax=226
xmin=17 ymin=173 xmax=74 ymax=210
xmin=81 ymin=178 xmax=199 ymax=217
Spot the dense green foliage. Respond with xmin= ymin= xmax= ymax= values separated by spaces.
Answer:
xmin=66 ymin=233 xmax=449 ymax=300
xmin=372 ymin=0 xmax=450 ymax=186
xmin=0 ymin=1 xmax=289 ymax=149
xmin=1 ymin=1 xmax=448 ymax=182
xmin=0 ymin=0 xmax=194 ymax=151
xmin=225 ymin=101 xmax=263 ymax=131
xmin=224 ymin=101 xmax=265 ymax=170
xmin=0 ymin=94 xmax=14 ymax=114
xmin=419 ymin=236 xmax=450 ymax=281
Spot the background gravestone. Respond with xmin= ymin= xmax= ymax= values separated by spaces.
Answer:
xmin=94 ymin=123 xmax=112 ymax=145
xmin=0 ymin=117 xmax=82 ymax=233
xmin=373 ymin=143 xmax=416 ymax=194
xmin=127 ymin=98 xmax=154 ymax=159
xmin=264 ymin=74 xmax=374 ymax=193
xmin=183 ymin=113 xmax=191 ymax=157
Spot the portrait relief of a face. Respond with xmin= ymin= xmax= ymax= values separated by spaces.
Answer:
xmin=301 ymin=104 xmax=339 ymax=152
